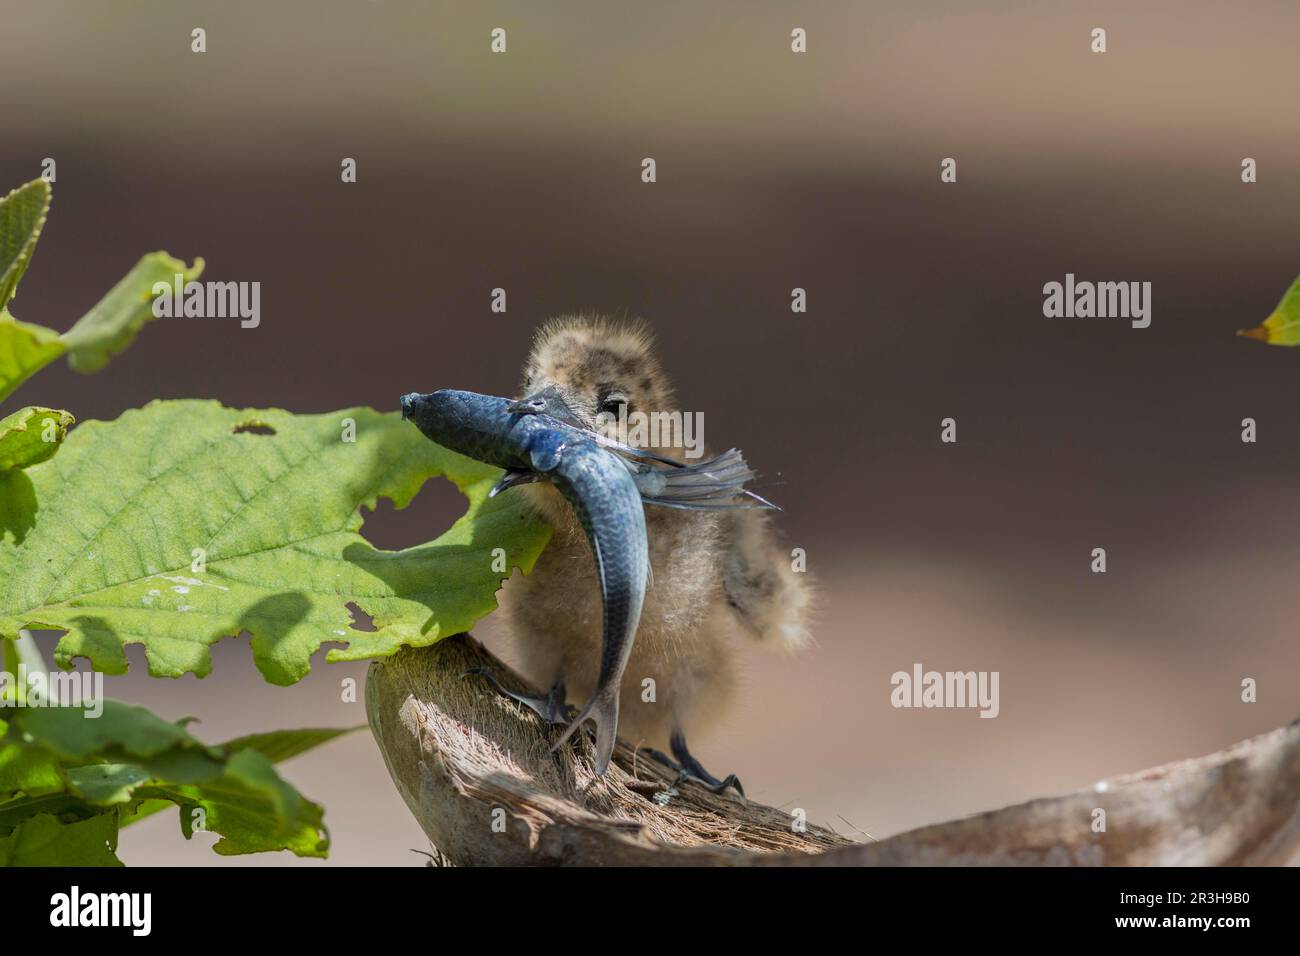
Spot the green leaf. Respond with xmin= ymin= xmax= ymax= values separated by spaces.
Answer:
xmin=219 ymin=725 xmax=362 ymax=762
xmin=10 ymin=700 xmax=222 ymax=780
xmin=61 ymin=252 xmax=203 ymax=373
xmin=64 ymin=763 xmax=153 ymax=804
xmin=0 ymin=180 xmax=51 ymax=311
xmin=1238 ymin=273 xmax=1300 ymax=345
xmin=0 ymin=253 xmax=201 ymax=404
xmin=0 ymin=718 xmax=65 ymax=797
xmin=139 ymin=748 xmax=328 ymax=857
xmin=0 ymin=406 xmax=74 ymax=470
xmin=0 ymin=704 xmax=343 ymax=861
xmin=119 ymin=725 xmax=360 ymax=831
xmin=0 ymin=179 xmax=200 ymax=403
xmin=0 ymin=811 xmax=121 ymax=867
xmin=0 ymin=311 xmax=64 ymax=405
xmin=0 ymin=400 xmax=552 ymax=685
xmin=0 ymin=469 xmax=37 ymax=547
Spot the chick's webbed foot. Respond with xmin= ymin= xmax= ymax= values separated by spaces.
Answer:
xmin=463 ymin=668 xmax=573 ymax=725
xmin=645 ymin=731 xmax=744 ymax=796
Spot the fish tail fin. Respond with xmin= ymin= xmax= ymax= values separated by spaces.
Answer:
xmin=551 ymin=688 xmax=620 ymax=774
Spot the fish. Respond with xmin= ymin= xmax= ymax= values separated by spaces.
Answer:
xmin=504 ymin=385 xmax=780 ymax=511
xmin=400 ymin=387 xmax=647 ymax=773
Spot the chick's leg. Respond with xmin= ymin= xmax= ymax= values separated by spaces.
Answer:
xmin=645 ymin=730 xmax=744 ymax=796
xmin=635 ymin=606 xmax=745 ymax=795
xmin=463 ymin=668 xmax=572 ymax=725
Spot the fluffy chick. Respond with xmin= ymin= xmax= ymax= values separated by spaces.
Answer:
xmin=498 ymin=314 xmax=811 ymax=786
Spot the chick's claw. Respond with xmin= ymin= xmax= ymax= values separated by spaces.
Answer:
xmin=463 ymin=668 xmax=572 ymax=726
xmin=644 ymin=732 xmax=745 ymax=797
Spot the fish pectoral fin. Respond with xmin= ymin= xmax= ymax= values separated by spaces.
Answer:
xmin=636 ymin=447 xmax=779 ymax=510
xmin=641 ymin=496 xmax=776 ymax=511
xmin=488 ymin=468 xmax=539 ymax=498
xmin=552 ymin=689 xmax=620 ymax=775
xmin=529 ymin=442 xmax=564 ymax=473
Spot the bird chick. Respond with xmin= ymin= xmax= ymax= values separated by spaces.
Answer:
xmin=497 ymin=314 xmax=812 ymax=792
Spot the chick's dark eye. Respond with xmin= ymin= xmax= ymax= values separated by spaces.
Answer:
xmin=600 ymin=393 xmax=628 ymax=415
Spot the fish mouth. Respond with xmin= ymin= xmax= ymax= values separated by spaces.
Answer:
xmin=400 ymin=392 xmax=422 ymax=421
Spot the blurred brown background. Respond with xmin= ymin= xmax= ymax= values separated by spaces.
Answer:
xmin=3 ymin=0 xmax=1299 ymax=863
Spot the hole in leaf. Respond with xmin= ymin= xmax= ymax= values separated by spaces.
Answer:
xmin=345 ymin=601 xmax=377 ymax=632
xmin=232 ymin=420 xmax=276 ymax=436
xmin=359 ymin=476 xmax=467 ymax=551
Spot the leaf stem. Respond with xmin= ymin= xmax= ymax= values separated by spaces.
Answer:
xmin=13 ymin=629 xmax=48 ymax=674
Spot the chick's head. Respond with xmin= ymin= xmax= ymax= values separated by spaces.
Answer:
xmin=521 ymin=315 xmax=677 ymax=452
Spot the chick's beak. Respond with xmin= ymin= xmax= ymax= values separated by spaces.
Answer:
xmin=400 ymin=392 xmax=422 ymax=421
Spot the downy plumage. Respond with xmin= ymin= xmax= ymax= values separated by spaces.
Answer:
xmin=498 ymin=316 xmax=812 ymax=792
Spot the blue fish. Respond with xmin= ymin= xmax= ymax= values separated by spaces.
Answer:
xmin=400 ymin=387 xmax=773 ymax=773
xmin=503 ymin=385 xmax=778 ymax=511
